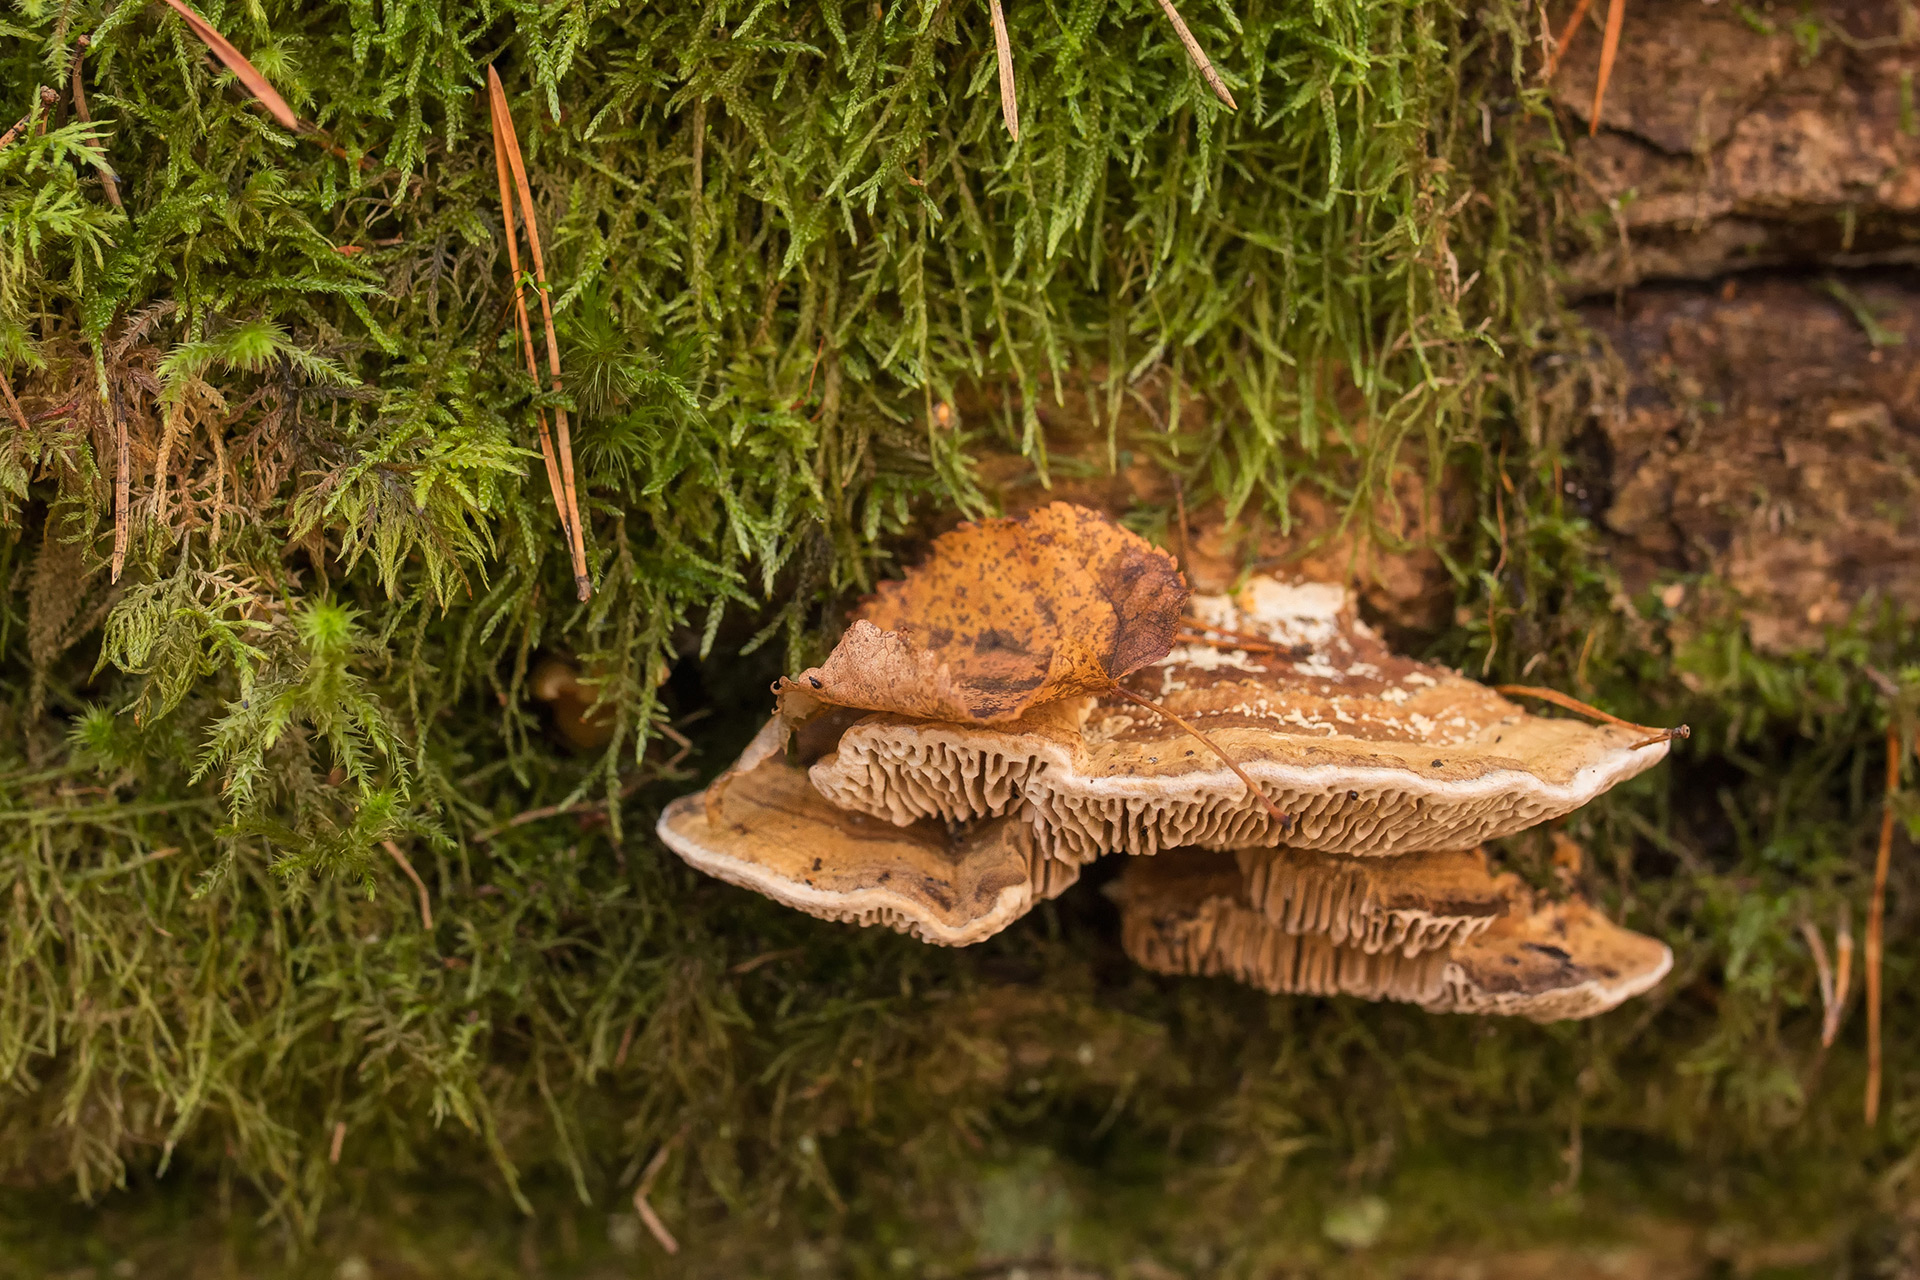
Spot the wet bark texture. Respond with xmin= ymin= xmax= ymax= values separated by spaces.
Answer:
xmin=1557 ymin=0 xmax=1919 ymax=654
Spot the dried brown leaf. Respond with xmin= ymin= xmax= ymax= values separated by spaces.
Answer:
xmin=778 ymin=502 xmax=1186 ymax=724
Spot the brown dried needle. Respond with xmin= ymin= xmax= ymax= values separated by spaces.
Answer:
xmin=487 ymin=67 xmax=592 ymax=600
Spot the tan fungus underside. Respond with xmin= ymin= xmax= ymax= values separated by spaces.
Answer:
xmin=1235 ymin=845 xmax=1507 ymax=956
xmin=1114 ymin=850 xmax=1672 ymax=1021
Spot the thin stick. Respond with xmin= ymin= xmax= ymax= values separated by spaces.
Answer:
xmin=1107 ymin=681 xmax=1291 ymax=829
xmin=988 ymin=0 xmax=1019 ymax=141
xmin=1152 ymin=0 xmax=1237 ymax=109
xmin=485 ymin=70 xmax=574 ymax=586
xmin=1588 ymin=0 xmax=1625 ymax=137
xmin=157 ymin=0 xmax=299 ymax=131
xmin=1867 ymin=721 xmax=1897 ymax=1126
xmin=633 ymin=1125 xmax=690 ymax=1255
xmin=488 ymin=68 xmax=591 ymax=601
xmin=328 ymin=1120 xmax=347 ymax=1165
xmin=1 ymin=87 xmax=58 ymax=153
xmin=1494 ymin=685 xmax=1688 ymax=750
xmin=1544 ymin=0 xmax=1596 ymax=77
xmin=381 ymin=839 xmax=433 ymax=932
xmin=71 ymin=37 xmax=124 ymax=213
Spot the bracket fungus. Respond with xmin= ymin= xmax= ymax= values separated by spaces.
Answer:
xmin=811 ymin=576 xmax=1671 ymax=862
xmin=1426 ymin=883 xmax=1674 ymax=1021
xmin=1113 ymin=846 xmax=1671 ymax=1021
xmin=657 ymin=721 xmax=1077 ymax=947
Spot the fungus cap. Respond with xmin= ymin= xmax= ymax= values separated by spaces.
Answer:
xmin=811 ymin=576 xmax=1668 ymax=860
xmin=1421 ymin=885 xmax=1674 ymax=1022
xmin=657 ymin=721 xmax=1075 ymax=947
xmin=1235 ymin=845 xmax=1507 ymax=957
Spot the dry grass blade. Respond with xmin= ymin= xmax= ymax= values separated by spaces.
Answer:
xmin=1494 ymin=685 xmax=1688 ymax=750
xmin=1544 ymin=0 xmax=1596 ymax=77
xmin=1153 ymin=0 xmax=1237 ymax=109
xmin=988 ymin=0 xmax=1019 ymax=141
xmin=158 ymin=0 xmax=300 ymax=132
xmin=1867 ymin=722 xmax=1897 ymax=1125
xmin=1588 ymin=0 xmax=1625 ymax=137
xmin=1107 ymin=680 xmax=1291 ymax=829
xmin=487 ymin=67 xmax=591 ymax=601
xmin=381 ymin=839 xmax=433 ymax=931
xmin=71 ymin=36 xmax=124 ymax=213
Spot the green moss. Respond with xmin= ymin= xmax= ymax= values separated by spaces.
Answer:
xmin=2 ymin=0 xmax=1917 ymax=1270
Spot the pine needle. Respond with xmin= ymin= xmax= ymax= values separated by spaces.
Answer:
xmin=988 ymin=0 xmax=1019 ymax=141
xmin=1107 ymin=680 xmax=1292 ymax=829
xmin=157 ymin=0 xmax=301 ymax=133
xmin=1588 ymin=0 xmax=1625 ymax=137
xmin=487 ymin=67 xmax=592 ymax=601
xmin=1180 ymin=615 xmax=1282 ymax=653
xmin=1494 ymin=685 xmax=1688 ymax=750
xmin=1867 ymin=721 xmax=1898 ymax=1125
xmin=1153 ymin=0 xmax=1237 ymax=110
xmin=1544 ymin=0 xmax=1596 ymax=78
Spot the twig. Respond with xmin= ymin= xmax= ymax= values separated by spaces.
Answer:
xmin=1 ymin=87 xmax=58 ymax=153
xmin=329 ymin=1120 xmax=347 ymax=1165
xmin=1107 ymin=680 xmax=1292 ymax=828
xmin=1867 ymin=721 xmax=1898 ymax=1126
xmin=633 ymin=1124 xmax=691 ymax=1255
xmin=1494 ymin=685 xmax=1689 ymax=750
xmin=1544 ymin=0 xmax=1596 ymax=77
xmin=1589 ymin=0 xmax=1626 ymax=137
xmin=487 ymin=68 xmax=591 ymax=602
xmin=381 ymin=839 xmax=433 ymax=931
xmin=70 ymin=37 xmax=124 ymax=213
xmin=988 ymin=0 xmax=1019 ymax=141
xmin=1152 ymin=0 xmax=1237 ymax=109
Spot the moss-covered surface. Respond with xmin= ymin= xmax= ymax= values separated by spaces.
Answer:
xmin=3 ymin=0 xmax=1918 ymax=1271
